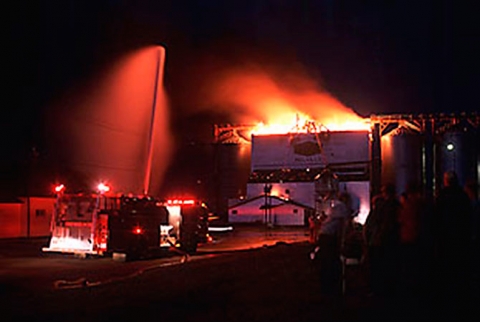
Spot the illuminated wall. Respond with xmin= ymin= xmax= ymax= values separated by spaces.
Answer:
xmin=0 ymin=197 xmax=54 ymax=238
xmin=251 ymin=131 xmax=370 ymax=171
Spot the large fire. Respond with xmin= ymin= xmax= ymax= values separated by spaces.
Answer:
xmin=251 ymin=112 xmax=370 ymax=136
xmin=191 ymin=57 xmax=370 ymax=136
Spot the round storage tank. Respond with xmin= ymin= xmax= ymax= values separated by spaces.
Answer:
xmin=213 ymin=143 xmax=251 ymax=219
xmin=437 ymin=128 xmax=478 ymax=189
xmin=381 ymin=128 xmax=424 ymax=196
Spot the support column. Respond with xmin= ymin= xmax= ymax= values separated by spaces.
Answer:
xmin=423 ymin=117 xmax=435 ymax=201
xmin=371 ymin=122 xmax=382 ymax=198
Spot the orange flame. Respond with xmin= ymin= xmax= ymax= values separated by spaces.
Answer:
xmin=194 ymin=59 xmax=370 ymax=135
xmin=251 ymin=112 xmax=370 ymax=136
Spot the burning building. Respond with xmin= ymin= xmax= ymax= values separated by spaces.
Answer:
xmin=215 ymin=112 xmax=479 ymax=226
xmin=217 ymin=117 xmax=372 ymax=226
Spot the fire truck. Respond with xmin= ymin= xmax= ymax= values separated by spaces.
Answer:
xmin=42 ymin=183 xmax=211 ymax=259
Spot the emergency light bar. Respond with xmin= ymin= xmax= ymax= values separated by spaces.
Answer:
xmin=53 ymin=182 xmax=112 ymax=195
xmin=166 ymin=199 xmax=195 ymax=205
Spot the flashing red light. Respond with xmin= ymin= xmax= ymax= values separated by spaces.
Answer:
xmin=133 ymin=227 xmax=143 ymax=235
xmin=54 ymin=184 xmax=65 ymax=193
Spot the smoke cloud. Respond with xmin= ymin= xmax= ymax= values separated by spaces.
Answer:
xmin=173 ymin=45 xmax=365 ymax=130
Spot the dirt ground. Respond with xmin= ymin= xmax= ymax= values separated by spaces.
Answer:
xmin=1 ymin=225 xmax=479 ymax=321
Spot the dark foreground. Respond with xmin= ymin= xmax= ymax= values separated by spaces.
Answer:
xmin=1 ymin=237 xmax=479 ymax=322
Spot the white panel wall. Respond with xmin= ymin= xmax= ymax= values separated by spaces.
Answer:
xmin=229 ymin=199 xmax=306 ymax=226
xmin=247 ymin=182 xmax=316 ymax=208
xmin=251 ymin=131 xmax=370 ymax=170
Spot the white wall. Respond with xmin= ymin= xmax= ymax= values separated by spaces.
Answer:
xmin=229 ymin=197 xmax=306 ymax=226
xmin=246 ymin=181 xmax=370 ymax=225
xmin=251 ymin=132 xmax=370 ymax=170
xmin=247 ymin=182 xmax=316 ymax=208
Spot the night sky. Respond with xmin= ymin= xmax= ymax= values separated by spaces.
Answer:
xmin=2 ymin=0 xmax=479 ymax=196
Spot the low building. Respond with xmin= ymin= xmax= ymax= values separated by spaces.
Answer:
xmin=0 ymin=196 xmax=55 ymax=238
xmin=228 ymin=195 xmax=314 ymax=226
xmin=227 ymin=132 xmax=371 ymax=225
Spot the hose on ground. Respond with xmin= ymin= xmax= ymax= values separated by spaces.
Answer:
xmin=53 ymin=253 xmax=189 ymax=290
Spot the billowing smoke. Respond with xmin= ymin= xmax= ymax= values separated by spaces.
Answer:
xmin=46 ymin=46 xmax=172 ymax=196
xmin=175 ymin=47 xmax=367 ymax=131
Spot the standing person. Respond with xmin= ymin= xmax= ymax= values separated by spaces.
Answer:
xmin=434 ymin=171 xmax=473 ymax=318
xmin=363 ymin=194 xmax=383 ymax=295
xmin=464 ymin=179 xmax=480 ymax=255
xmin=464 ymin=179 xmax=480 ymax=316
xmin=363 ymin=183 xmax=401 ymax=297
xmin=308 ymin=213 xmax=319 ymax=244
xmin=397 ymin=181 xmax=431 ymax=296
xmin=315 ymin=190 xmax=351 ymax=296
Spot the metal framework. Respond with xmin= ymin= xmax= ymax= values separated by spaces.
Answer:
xmin=214 ymin=112 xmax=480 ymax=143
xmin=369 ymin=112 xmax=480 ymax=136
xmin=214 ymin=112 xmax=479 ymax=199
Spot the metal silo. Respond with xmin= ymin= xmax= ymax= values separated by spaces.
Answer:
xmin=437 ymin=127 xmax=478 ymax=189
xmin=381 ymin=127 xmax=424 ymax=196
xmin=213 ymin=143 xmax=251 ymax=220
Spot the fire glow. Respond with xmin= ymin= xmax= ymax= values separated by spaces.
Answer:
xmin=247 ymin=92 xmax=371 ymax=136
xmin=192 ymin=56 xmax=370 ymax=136
xmin=251 ymin=112 xmax=370 ymax=136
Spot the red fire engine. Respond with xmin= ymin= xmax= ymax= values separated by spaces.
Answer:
xmin=42 ymin=183 xmax=211 ymax=259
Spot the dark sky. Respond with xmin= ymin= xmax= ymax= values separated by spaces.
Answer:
xmin=2 ymin=0 xmax=479 ymax=194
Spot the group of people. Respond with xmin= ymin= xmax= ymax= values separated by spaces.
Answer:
xmin=362 ymin=170 xmax=479 ymax=317
xmin=310 ymin=170 xmax=479 ymax=315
